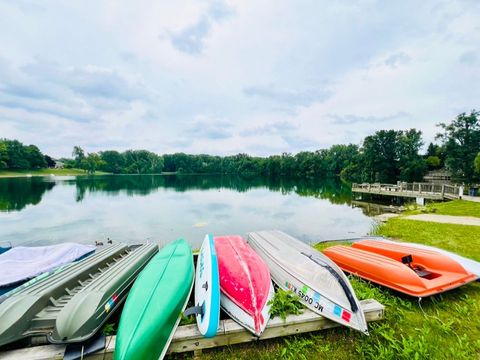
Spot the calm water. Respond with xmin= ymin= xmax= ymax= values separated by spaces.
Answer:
xmin=0 ymin=175 xmax=374 ymax=249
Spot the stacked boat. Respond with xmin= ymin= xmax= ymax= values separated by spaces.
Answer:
xmin=0 ymin=243 xmax=157 ymax=346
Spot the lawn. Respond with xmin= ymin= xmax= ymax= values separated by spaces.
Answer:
xmin=406 ymin=199 xmax=480 ymax=218
xmin=183 ymin=219 xmax=480 ymax=360
xmin=0 ymin=168 xmax=109 ymax=177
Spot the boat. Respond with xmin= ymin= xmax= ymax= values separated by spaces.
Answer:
xmin=374 ymin=237 xmax=480 ymax=279
xmin=0 ymin=243 xmax=158 ymax=346
xmin=215 ymin=235 xmax=274 ymax=337
xmin=0 ymin=242 xmax=95 ymax=289
xmin=184 ymin=234 xmax=220 ymax=338
xmin=114 ymin=239 xmax=194 ymax=360
xmin=0 ymin=242 xmax=11 ymax=255
xmin=323 ymin=240 xmax=478 ymax=297
xmin=247 ymin=230 xmax=368 ymax=334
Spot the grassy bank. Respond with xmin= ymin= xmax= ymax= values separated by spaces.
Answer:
xmin=0 ymin=168 xmax=109 ymax=177
xmin=187 ymin=219 xmax=480 ymax=359
xmin=406 ymin=199 xmax=480 ymax=218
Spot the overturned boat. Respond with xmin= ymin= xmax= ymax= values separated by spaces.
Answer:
xmin=0 ymin=242 xmax=95 ymax=289
xmin=216 ymin=235 xmax=274 ymax=337
xmin=247 ymin=230 xmax=368 ymax=335
xmin=374 ymin=237 xmax=480 ymax=279
xmin=0 ymin=243 xmax=158 ymax=346
xmin=324 ymin=240 xmax=477 ymax=297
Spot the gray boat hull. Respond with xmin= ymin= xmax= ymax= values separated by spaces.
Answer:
xmin=247 ymin=230 xmax=368 ymax=334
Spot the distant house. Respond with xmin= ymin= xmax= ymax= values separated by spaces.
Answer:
xmin=54 ymin=160 xmax=64 ymax=169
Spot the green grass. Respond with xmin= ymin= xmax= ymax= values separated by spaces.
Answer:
xmin=0 ymin=168 xmax=109 ymax=177
xmin=377 ymin=218 xmax=480 ymax=261
xmin=178 ymin=218 xmax=480 ymax=360
xmin=405 ymin=200 xmax=480 ymax=218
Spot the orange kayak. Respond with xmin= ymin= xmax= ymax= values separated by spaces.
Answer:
xmin=323 ymin=240 xmax=477 ymax=297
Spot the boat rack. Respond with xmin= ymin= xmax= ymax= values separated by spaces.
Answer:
xmin=0 ymin=299 xmax=384 ymax=359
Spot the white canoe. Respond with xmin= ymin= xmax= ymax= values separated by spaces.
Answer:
xmin=247 ymin=230 xmax=368 ymax=335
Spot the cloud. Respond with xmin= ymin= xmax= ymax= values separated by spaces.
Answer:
xmin=281 ymin=135 xmax=319 ymax=150
xmin=0 ymin=58 xmax=150 ymax=124
xmin=244 ymin=84 xmax=332 ymax=111
xmin=1 ymin=1 xmax=480 ymax=157
xmin=166 ymin=1 xmax=234 ymax=55
xmin=240 ymin=121 xmax=297 ymax=137
xmin=459 ymin=50 xmax=477 ymax=65
xmin=328 ymin=112 xmax=410 ymax=125
xmin=384 ymin=52 xmax=411 ymax=68
xmin=185 ymin=119 xmax=234 ymax=140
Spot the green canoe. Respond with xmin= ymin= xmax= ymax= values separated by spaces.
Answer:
xmin=114 ymin=239 xmax=194 ymax=360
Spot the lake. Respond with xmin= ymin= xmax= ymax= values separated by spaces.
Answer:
xmin=0 ymin=175 xmax=374 ymax=249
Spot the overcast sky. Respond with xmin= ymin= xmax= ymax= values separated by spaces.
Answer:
xmin=0 ymin=1 xmax=479 ymax=158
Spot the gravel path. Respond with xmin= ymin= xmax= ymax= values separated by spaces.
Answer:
xmin=463 ymin=195 xmax=480 ymax=203
xmin=404 ymin=214 xmax=480 ymax=226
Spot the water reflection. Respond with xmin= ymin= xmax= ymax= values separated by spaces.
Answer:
xmin=0 ymin=175 xmax=371 ymax=247
xmin=65 ymin=175 xmax=353 ymax=205
xmin=0 ymin=178 xmax=55 ymax=212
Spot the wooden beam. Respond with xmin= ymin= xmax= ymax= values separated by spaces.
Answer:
xmin=0 ymin=299 xmax=384 ymax=360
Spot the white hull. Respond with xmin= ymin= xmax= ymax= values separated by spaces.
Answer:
xmin=220 ymin=280 xmax=274 ymax=337
xmin=248 ymin=230 xmax=368 ymax=334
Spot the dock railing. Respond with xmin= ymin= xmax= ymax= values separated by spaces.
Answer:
xmin=352 ymin=182 xmax=460 ymax=200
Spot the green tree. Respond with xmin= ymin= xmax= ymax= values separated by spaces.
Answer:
xmin=426 ymin=156 xmax=441 ymax=169
xmin=100 ymin=151 xmax=126 ymax=173
xmin=25 ymin=145 xmax=47 ymax=168
xmin=0 ymin=141 xmax=8 ymax=169
xmin=437 ymin=110 xmax=480 ymax=183
xmin=72 ymin=146 xmax=86 ymax=168
xmin=124 ymin=150 xmax=164 ymax=174
xmin=361 ymin=130 xmax=399 ymax=183
xmin=397 ymin=129 xmax=426 ymax=181
xmin=475 ymin=152 xmax=480 ymax=175
xmin=81 ymin=153 xmax=106 ymax=174
xmin=5 ymin=140 xmax=29 ymax=169
xmin=44 ymin=155 xmax=56 ymax=168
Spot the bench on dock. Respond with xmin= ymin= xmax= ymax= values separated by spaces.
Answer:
xmin=0 ymin=299 xmax=384 ymax=360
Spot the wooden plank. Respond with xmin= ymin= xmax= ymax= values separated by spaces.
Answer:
xmin=0 ymin=299 xmax=384 ymax=359
xmin=0 ymin=344 xmax=65 ymax=360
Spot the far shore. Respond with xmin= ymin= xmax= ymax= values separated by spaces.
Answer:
xmin=0 ymin=168 xmax=110 ymax=178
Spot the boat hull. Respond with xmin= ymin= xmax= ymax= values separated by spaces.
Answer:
xmin=215 ymin=235 xmax=274 ymax=337
xmin=375 ymin=238 xmax=480 ymax=279
xmin=114 ymin=239 xmax=194 ymax=360
xmin=324 ymin=240 xmax=477 ymax=297
xmin=247 ymin=230 xmax=368 ymax=334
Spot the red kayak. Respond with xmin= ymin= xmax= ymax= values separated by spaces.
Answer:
xmin=215 ymin=235 xmax=274 ymax=336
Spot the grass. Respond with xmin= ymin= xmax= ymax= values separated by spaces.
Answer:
xmin=0 ymin=168 xmax=109 ymax=177
xmin=178 ymin=218 xmax=480 ymax=360
xmin=405 ymin=200 xmax=480 ymax=218
xmin=268 ymin=288 xmax=304 ymax=321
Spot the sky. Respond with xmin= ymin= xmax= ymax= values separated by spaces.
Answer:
xmin=0 ymin=0 xmax=479 ymax=158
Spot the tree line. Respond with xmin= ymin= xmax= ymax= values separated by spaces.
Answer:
xmin=0 ymin=139 xmax=54 ymax=170
xmin=2 ymin=110 xmax=479 ymax=184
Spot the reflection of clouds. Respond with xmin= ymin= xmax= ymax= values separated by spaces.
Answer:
xmin=1 ymin=178 xmax=373 ymax=249
xmin=206 ymin=202 xmax=232 ymax=212
xmin=272 ymin=211 xmax=294 ymax=220
xmin=214 ymin=213 xmax=231 ymax=221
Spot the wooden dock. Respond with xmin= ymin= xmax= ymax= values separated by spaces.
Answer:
xmin=352 ymin=182 xmax=460 ymax=200
xmin=0 ymin=299 xmax=384 ymax=360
